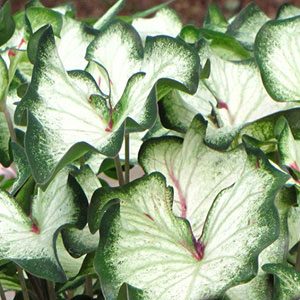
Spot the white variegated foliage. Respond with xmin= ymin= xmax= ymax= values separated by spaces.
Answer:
xmin=0 ymin=169 xmax=82 ymax=282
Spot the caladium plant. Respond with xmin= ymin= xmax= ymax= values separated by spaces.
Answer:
xmin=0 ymin=1 xmax=300 ymax=300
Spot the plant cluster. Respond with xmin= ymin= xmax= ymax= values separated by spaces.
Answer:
xmin=0 ymin=0 xmax=300 ymax=299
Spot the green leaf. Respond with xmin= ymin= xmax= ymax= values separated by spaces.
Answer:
xmin=180 ymin=25 xmax=201 ymax=44
xmin=93 ymin=0 xmax=125 ymax=30
xmin=0 ymin=1 xmax=15 ymax=46
xmin=0 ymin=112 xmax=11 ymax=167
xmin=26 ymin=7 xmax=94 ymax=70
xmin=52 ymin=2 xmax=75 ymax=17
xmin=288 ymin=206 xmax=300 ymax=250
xmin=62 ymin=165 xmax=100 ymax=257
xmin=262 ymin=263 xmax=300 ymax=300
xmin=277 ymin=3 xmax=300 ymax=20
xmin=10 ymin=142 xmax=30 ymax=194
xmin=90 ymin=149 xmax=287 ymax=299
xmin=132 ymin=7 xmax=182 ymax=42
xmin=0 ymin=169 xmax=87 ymax=282
xmin=158 ymin=82 xmax=215 ymax=133
xmin=0 ymin=55 xmax=8 ymax=106
xmin=198 ymin=29 xmax=251 ymax=60
xmin=26 ymin=6 xmax=63 ymax=36
xmin=203 ymin=4 xmax=228 ymax=32
xmin=275 ymin=116 xmax=300 ymax=186
xmin=0 ymin=271 xmax=20 ymax=291
xmin=15 ymin=26 xmax=124 ymax=187
xmin=56 ymin=234 xmax=85 ymax=279
xmin=226 ymin=3 xmax=269 ymax=50
xmin=139 ymin=115 xmax=246 ymax=238
xmin=255 ymin=16 xmax=300 ymax=102
xmin=226 ymin=188 xmax=292 ymax=300
xmin=62 ymin=226 xmax=99 ymax=258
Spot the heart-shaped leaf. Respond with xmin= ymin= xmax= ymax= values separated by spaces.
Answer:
xmin=0 ymin=169 xmax=87 ymax=282
xmin=139 ymin=115 xmax=246 ymax=238
xmin=86 ymin=20 xmax=199 ymax=130
xmin=255 ymin=16 xmax=300 ymax=102
xmin=89 ymin=147 xmax=287 ymax=299
xmin=15 ymin=25 xmax=124 ymax=186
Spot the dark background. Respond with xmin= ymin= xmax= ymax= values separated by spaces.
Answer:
xmin=9 ymin=0 xmax=300 ymax=25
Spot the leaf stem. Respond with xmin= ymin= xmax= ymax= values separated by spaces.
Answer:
xmin=114 ymin=155 xmax=124 ymax=186
xmin=125 ymin=132 xmax=130 ymax=184
xmin=84 ymin=276 xmax=93 ymax=297
xmin=16 ymin=265 xmax=30 ymax=300
xmin=47 ymin=281 xmax=56 ymax=300
xmin=0 ymin=282 xmax=6 ymax=300
xmin=3 ymin=105 xmax=16 ymax=142
xmin=296 ymin=242 xmax=300 ymax=272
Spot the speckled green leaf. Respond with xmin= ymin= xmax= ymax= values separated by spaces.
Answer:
xmin=10 ymin=142 xmax=30 ymax=195
xmin=132 ymin=7 xmax=182 ymax=42
xmin=26 ymin=6 xmax=63 ymax=36
xmin=255 ymin=16 xmax=300 ymax=102
xmin=226 ymin=188 xmax=292 ymax=300
xmin=263 ymin=263 xmax=300 ymax=300
xmin=226 ymin=3 xmax=269 ymax=50
xmin=15 ymin=26 xmax=124 ymax=186
xmin=139 ymin=115 xmax=246 ymax=238
xmin=26 ymin=5 xmax=94 ymax=70
xmin=90 ymin=149 xmax=287 ymax=299
xmin=277 ymin=4 xmax=300 ymax=20
xmin=0 ymin=169 xmax=87 ymax=282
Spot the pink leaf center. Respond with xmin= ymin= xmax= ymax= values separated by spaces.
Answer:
xmin=290 ymin=161 xmax=300 ymax=172
xmin=31 ymin=224 xmax=40 ymax=234
xmin=217 ymin=101 xmax=228 ymax=110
